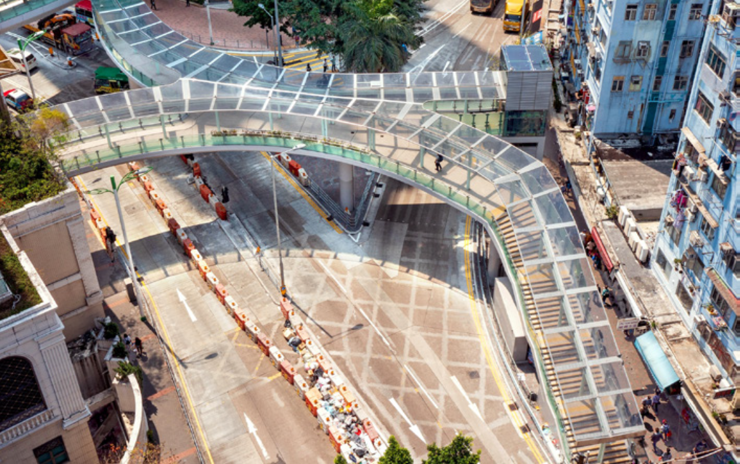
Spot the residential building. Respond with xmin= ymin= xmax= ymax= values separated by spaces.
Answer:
xmin=561 ymin=0 xmax=708 ymax=138
xmin=653 ymin=0 xmax=739 ymax=382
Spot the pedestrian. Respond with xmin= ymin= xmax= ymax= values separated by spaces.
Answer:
xmin=652 ymin=392 xmax=661 ymax=414
xmin=640 ymin=396 xmax=651 ymax=418
xmin=306 ymin=62 xmax=311 ymax=72
xmin=601 ymin=286 xmax=611 ymax=304
xmin=592 ymin=254 xmax=601 ymax=270
xmin=659 ymin=447 xmax=673 ymax=462
xmin=134 ymin=337 xmax=145 ymax=357
xmin=435 ymin=154 xmax=443 ymax=172
xmin=651 ymin=430 xmax=662 ymax=453
xmin=186 ymin=0 xmax=190 ymax=6
xmin=331 ymin=58 xmax=337 ymax=72
xmin=323 ymin=58 xmax=328 ymax=73
xmin=661 ymin=420 xmax=670 ymax=441
xmin=579 ymin=230 xmax=587 ymax=244
xmin=150 ymin=0 xmax=156 ymax=10
xmin=692 ymin=439 xmax=708 ymax=456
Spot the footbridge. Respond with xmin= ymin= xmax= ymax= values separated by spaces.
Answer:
xmin=48 ymin=0 xmax=647 ymax=460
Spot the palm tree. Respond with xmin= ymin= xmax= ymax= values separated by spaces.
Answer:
xmin=341 ymin=0 xmax=420 ymax=73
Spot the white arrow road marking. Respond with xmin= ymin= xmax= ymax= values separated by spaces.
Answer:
xmin=404 ymin=365 xmax=438 ymax=410
xmin=244 ymin=413 xmax=270 ymax=460
xmin=389 ymin=398 xmax=426 ymax=443
xmin=451 ymin=376 xmax=484 ymax=422
xmin=177 ymin=289 xmax=197 ymax=322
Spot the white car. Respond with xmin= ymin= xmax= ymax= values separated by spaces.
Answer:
xmin=7 ymin=48 xmax=37 ymax=74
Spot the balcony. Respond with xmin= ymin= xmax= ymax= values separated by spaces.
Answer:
xmin=0 ymin=409 xmax=55 ymax=446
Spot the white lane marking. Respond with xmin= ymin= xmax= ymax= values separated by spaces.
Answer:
xmin=441 ymin=61 xmax=450 ymax=73
xmin=451 ymin=376 xmax=484 ymax=422
xmin=452 ymin=22 xmax=473 ymax=39
xmin=404 ymin=365 xmax=439 ymax=410
xmin=418 ymin=0 xmax=468 ymax=36
xmin=389 ymin=398 xmax=426 ymax=443
xmin=244 ymin=413 xmax=270 ymax=460
xmin=408 ymin=44 xmax=446 ymax=74
xmin=315 ymin=259 xmax=394 ymax=351
xmin=176 ymin=289 xmax=197 ymax=322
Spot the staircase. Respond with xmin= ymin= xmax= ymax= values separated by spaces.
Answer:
xmin=495 ymin=212 xmax=633 ymax=464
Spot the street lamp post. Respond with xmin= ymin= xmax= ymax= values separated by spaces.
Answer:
xmin=205 ymin=0 xmax=214 ymax=45
xmin=270 ymin=144 xmax=305 ymax=295
xmin=17 ymin=31 xmax=44 ymax=102
xmin=86 ymin=167 xmax=153 ymax=320
xmin=258 ymin=3 xmax=277 ymax=63
xmin=273 ymin=0 xmax=283 ymax=66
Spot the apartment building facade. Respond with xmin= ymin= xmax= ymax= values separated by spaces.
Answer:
xmin=653 ymin=0 xmax=739 ymax=381
xmin=561 ymin=0 xmax=708 ymax=137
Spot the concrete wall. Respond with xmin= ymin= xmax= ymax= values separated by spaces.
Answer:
xmin=1 ymin=186 xmax=103 ymax=340
xmin=492 ymin=277 xmax=528 ymax=363
xmin=0 ymin=229 xmax=94 ymax=460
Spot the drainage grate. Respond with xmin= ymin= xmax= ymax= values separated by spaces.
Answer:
xmin=520 ymin=424 xmax=530 ymax=434
xmin=508 ymin=402 xmax=519 ymax=412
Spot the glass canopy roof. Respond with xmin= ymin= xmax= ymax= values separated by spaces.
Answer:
xmin=51 ymin=0 xmax=647 ymax=445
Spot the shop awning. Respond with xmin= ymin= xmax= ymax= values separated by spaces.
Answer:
xmin=707 ymin=268 xmax=740 ymax=317
xmin=682 ymin=127 xmax=705 ymax=155
xmin=591 ymin=226 xmax=614 ymax=272
xmin=635 ymin=332 xmax=680 ymax=393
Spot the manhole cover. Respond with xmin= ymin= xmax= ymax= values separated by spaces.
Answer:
xmin=468 ymin=371 xmax=480 ymax=379
xmin=520 ymin=424 xmax=530 ymax=434
xmin=508 ymin=403 xmax=519 ymax=412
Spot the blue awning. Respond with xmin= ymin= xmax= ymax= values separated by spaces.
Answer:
xmin=635 ymin=331 xmax=680 ymax=392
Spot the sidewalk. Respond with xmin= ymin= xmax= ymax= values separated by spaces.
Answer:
xmin=150 ymin=0 xmax=295 ymax=51
xmin=82 ymin=193 xmax=200 ymax=463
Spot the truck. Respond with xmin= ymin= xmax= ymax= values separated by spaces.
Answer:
xmin=470 ymin=0 xmax=495 ymax=14
xmin=94 ymin=67 xmax=130 ymax=94
xmin=503 ymin=0 xmax=526 ymax=32
xmin=75 ymin=0 xmax=95 ymax=28
xmin=23 ymin=13 xmax=93 ymax=56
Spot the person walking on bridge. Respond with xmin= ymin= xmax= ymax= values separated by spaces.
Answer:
xmin=435 ymin=154 xmax=443 ymax=172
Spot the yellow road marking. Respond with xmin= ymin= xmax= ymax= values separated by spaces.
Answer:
xmin=253 ymin=353 xmax=266 ymax=374
xmin=235 ymin=342 xmax=260 ymax=349
xmin=260 ymin=152 xmax=343 ymax=234
xmin=267 ymin=373 xmax=282 ymax=381
xmin=77 ymin=176 xmax=215 ymax=464
xmin=463 ymin=216 xmax=546 ymax=464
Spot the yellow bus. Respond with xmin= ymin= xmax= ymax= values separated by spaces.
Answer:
xmin=504 ymin=0 xmax=526 ymax=32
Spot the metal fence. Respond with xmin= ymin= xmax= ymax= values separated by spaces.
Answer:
xmin=175 ymin=29 xmax=299 ymax=52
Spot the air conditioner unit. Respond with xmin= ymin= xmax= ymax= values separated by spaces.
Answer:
xmin=587 ymin=3 xmax=594 ymax=11
xmin=618 ymin=205 xmax=631 ymax=227
xmin=689 ymin=201 xmax=698 ymax=214
xmin=629 ymin=231 xmax=641 ymax=251
xmin=574 ymin=59 xmax=582 ymax=69
xmin=591 ymin=26 xmax=599 ymax=34
xmin=625 ymin=217 xmax=638 ymax=237
xmin=683 ymin=165 xmax=696 ymax=179
xmin=685 ymin=211 xmax=695 ymax=223
xmin=697 ymin=170 xmax=708 ymax=182
xmin=577 ymin=69 xmax=585 ymax=78
xmin=722 ymin=3 xmax=740 ymax=28
xmin=690 ymin=233 xmax=705 ymax=248
xmin=635 ymin=240 xmax=649 ymax=262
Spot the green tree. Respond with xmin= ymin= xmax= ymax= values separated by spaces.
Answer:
xmin=380 ymin=436 xmax=413 ymax=464
xmin=423 ymin=434 xmax=481 ymax=464
xmin=231 ymin=0 xmax=276 ymax=30
xmin=334 ymin=455 xmax=348 ymax=464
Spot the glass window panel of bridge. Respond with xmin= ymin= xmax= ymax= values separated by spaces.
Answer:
xmin=350 ymin=99 xmax=381 ymax=115
xmin=338 ymin=109 xmax=371 ymax=128
xmin=382 ymin=74 xmax=407 ymax=88
xmin=278 ymin=71 xmax=308 ymax=89
xmin=474 ymin=154 xmax=515 ymax=183
xmin=354 ymin=74 xmax=382 ymax=88
xmin=588 ymin=360 xmax=631 ymax=396
xmin=431 ymin=140 xmax=468 ymax=163
xmin=353 ymin=88 xmax=382 ymax=101
xmin=98 ymin=7 xmax=127 ymax=21
xmin=129 ymin=13 xmax=161 ymax=31
xmin=108 ymin=20 xmax=136 ymax=36
xmin=412 ymin=88 xmax=434 ymax=103
xmin=556 ymin=366 xmax=596 ymax=400
xmin=601 ymin=392 xmax=643 ymax=433
xmin=290 ymin=101 xmax=321 ymax=117
xmin=100 ymin=94 xmax=132 ymax=123
xmin=519 ymin=165 xmax=559 ymax=196
xmin=496 ymin=179 xmax=529 ymax=205
xmin=565 ymin=399 xmax=607 ymax=439
xmin=568 ymin=291 xmax=607 ymax=325
xmin=557 ymin=258 xmax=595 ymax=291
xmin=409 ymin=73 xmax=434 ymax=88
xmin=458 ymin=87 xmax=481 ymax=100
xmin=532 ymin=295 xmax=572 ymax=331
xmin=543 ymin=329 xmax=584 ymax=365
xmin=535 ymin=190 xmax=574 ymax=226
xmin=454 ymin=124 xmax=486 ymax=146
xmin=475 ymin=135 xmax=511 ymax=159
xmin=497 ymin=147 xmax=537 ymax=173
xmin=522 ymin=262 xmax=559 ymax=294
xmin=514 ymin=230 xmax=549 ymax=263
xmin=383 ymin=88 xmax=408 ymax=102
xmin=578 ymin=325 xmax=619 ymax=362
xmin=426 ymin=115 xmax=461 ymax=139
xmin=66 ymin=98 xmax=108 ymax=127
xmin=171 ymin=59 xmax=206 ymax=78
xmin=547 ymin=226 xmax=583 ymax=258
xmin=132 ymin=39 xmax=166 ymax=58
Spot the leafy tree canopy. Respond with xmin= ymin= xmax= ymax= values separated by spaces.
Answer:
xmin=334 ymin=454 xmax=348 ymax=464
xmin=379 ymin=436 xmax=413 ymax=464
xmin=423 ymin=434 xmax=482 ymax=464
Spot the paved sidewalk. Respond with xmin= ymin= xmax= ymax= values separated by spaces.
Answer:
xmin=150 ymin=0 xmax=295 ymax=51
xmin=82 ymin=194 xmax=200 ymax=464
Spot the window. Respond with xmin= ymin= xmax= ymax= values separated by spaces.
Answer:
xmin=0 ymin=357 xmax=46 ymax=431
xmin=710 ymin=285 xmax=732 ymax=319
xmin=686 ymin=252 xmax=705 ymax=280
xmin=680 ymin=40 xmax=695 ymax=58
xmin=734 ymin=72 xmax=740 ymax=96
xmin=643 ymin=4 xmax=658 ymax=19
xmin=676 ymin=284 xmax=694 ymax=311
xmin=720 ymin=121 xmax=737 ymax=151
xmin=668 ymin=4 xmax=678 ymax=20
xmin=656 ymin=248 xmax=672 ymax=276
xmin=615 ymin=41 xmax=632 ymax=60
xmin=706 ymin=46 xmax=727 ymax=78
xmin=661 ymin=41 xmax=670 ymax=57
xmin=34 ymin=437 xmax=69 ymax=464
xmin=636 ymin=41 xmax=650 ymax=58
xmin=653 ymin=76 xmax=663 ymax=91
xmin=673 ymin=75 xmax=689 ymax=91
xmin=694 ymin=92 xmax=714 ymax=124
xmin=611 ymin=76 xmax=625 ymax=92
xmin=689 ymin=3 xmax=703 ymax=19
xmin=700 ymin=215 xmax=716 ymax=240
xmin=669 ymin=109 xmax=677 ymax=120
xmin=625 ymin=4 xmax=638 ymax=20
xmin=733 ymin=318 xmax=740 ymax=337
xmin=711 ymin=173 xmax=727 ymax=200
xmin=629 ymin=75 xmax=642 ymax=91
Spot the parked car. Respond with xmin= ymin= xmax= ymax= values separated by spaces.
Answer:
xmin=4 ymin=89 xmax=33 ymax=112
xmin=6 ymin=48 xmax=37 ymax=74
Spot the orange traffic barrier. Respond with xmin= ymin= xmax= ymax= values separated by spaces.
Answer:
xmin=317 ymin=408 xmax=332 ymax=434
xmin=256 ymin=332 xmax=271 ymax=356
xmin=199 ymin=184 xmax=211 ymax=202
xmin=288 ymin=159 xmax=301 ymax=177
xmin=293 ymin=374 xmax=309 ymax=399
xmin=245 ymin=322 xmax=260 ymax=342
xmin=167 ymin=218 xmax=180 ymax=235
xmin=128 ymin=161 xmax=140 ymax=172
xmin=197 ymin=260 xmax=210 ymax=280
xmin=339 ymin=385 xmax=358 ymax=409
xmin=190 ymin=249 xmax=203 ymax=262
xmin=224 ymin=295 xmax=238 ymax=314
xmin=182 ymin=238 xmax=195 ymax=257
xmin=138 ymin=174 xmax=149 ymax=185
xmin=280 ymin=298 xmax=292 ymax=319
xmin=215 ymin=202 xmax=227 ymax=220
xmin=193 ymin=162 xmax=201 ymax=177
xmin=234 ymin=309 xmax=247 ymax=330
xmin=269 ymin=346 xmax=284 ymax=368
xmin=280 ymin=360 xmax=295 ymax=384
xmin=180 ymin=155 xmax=189 ymax=164
xmin=295 ymin=324 xmax=310 ymax=342
xmin=163 ymin=209 xmax=173 ymax=220
xmin=155 ymin=198 xmax=167 ymax=215
xmin=142 ymin=181 xmax=154 ymax=192
xmin=176 ymin=229 xmax=188 ymax=245
xmin=305 ymin=388 xmax=321 ymax=416
xmin=90 ymin=209 xmax=100 ymax=223
xmin=205 ymin=272 xmax=219 ymax=290
xmin=149 ymin=189 xmax=160 ymax=202
xmin=328 ymin=426 xmax=344 ymax=453
xmin=215 ymin=284 xmax=228 ymax=305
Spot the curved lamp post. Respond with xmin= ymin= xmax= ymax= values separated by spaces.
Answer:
xmin=258 ymin=3 xmax=277 ymax=63
xmin=85 ymin=167 xmax=153 ymax=320
xmin=17 ymin=31 xmax=44 ymax=102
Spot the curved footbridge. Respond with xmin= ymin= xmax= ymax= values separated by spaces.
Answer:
xmin=50 ymin=0 xmax=648 ymax=461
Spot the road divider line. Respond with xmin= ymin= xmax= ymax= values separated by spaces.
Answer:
xmin=450 ymin=376 xmax=484 ymax=422
xmin=389 ymin=398 xmax=426 ymax=443
xmin=177 ymin=289 xmax=198 ymax=322
xmin=404 ymin=365 xmax=439 ymax=410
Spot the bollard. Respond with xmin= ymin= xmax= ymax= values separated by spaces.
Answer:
xmin=190 ymin=249 xmax=203 ymax=263
xmin=199 ymin=184 xmax=211 ymax=202
xmin=90 ymin=209 xmax=100 ymax=223
xmin=155 ymin=198 xmax=166 ymax=216
xmin=193 ymin=162 xmax=201 ymax=177
xmin=142 ymin=181 xmax=154 ymax=192
xmin=245 ymin=322 xmax=260 ymax=342
xmin=205 ymin=271 xmax=219 ymax=290
xmin=215 ymin=202 xmax=227 ymax=220
xmin=317 ymin=408 xmax=332 ymax=434
xmin=305 ymin=388 xmax=321 ymax=417
xmin=176 ymin=229 xmax=188 ymax=245
xmin=182 ymin=239 xmax=195 ymax=258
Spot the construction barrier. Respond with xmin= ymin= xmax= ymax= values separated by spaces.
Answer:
xmin=293 ymin=374 xmax=309 ymax=399
xmin=176 ymin=229 xmax=188 ymax=245
xmin=149 ymin=190 xmax=160 ymax=203
xmin=269 ymin=346 xmax=284 ymax=368
xmin=215 ymin=202 xmax=227 ymax=220
xmin=167 ymin=218 xmax=180 ymax=235
xmin=318 ymin=408 xmax=332 ymax=434
xmin=339 ymin=385 xmax=358 ymax=410
xmin=138 ymin=174 xmax=149 ymax=185
xmin=279 ymin=153 xmax=291 ymax=168
xmin=295 ymin=324 xmax=310 ymax=342
xmin=215 ymin=284 xmax=228 ymax=305
xmin=193 ymin=162 xmax=201 ymax=177
xmin=305 ymin=388 xmax=321 ymax=417
xmin=90 ymin=209 xmax=100 ymax=223
xmin=142 ymin=181 xmax=154 ymax=192
xmin=182 ymin=239 xmax=195 ymax=258
xmin=234 ymin=309 xmax=247 ymax=330
xmin=281 ymin=360 xmax=295 ymax=384
xmin=163 ymin=209 xmax=173 ymax=220
xmin=363 ymin=418 xmax=379 ymax=445
xmin=280 ymin=298 xmax=292 ymax=319
xmin=288 ymin=159 xmax=301 ymax=177
xmin=205 ymin=272 xmax=218 ymax=290
xmin=298 ymin=168 xmax=309 ymax=187
xmin=155 ymin=198 xmax=167 ymax=215
xmin=245 ymin=322 xmax=260 ymax=342
xmin=329 ymin=425 xmax=344 ymax=453
xmin=197 ymin=260 xmax=210 ymax=280
xmin=224 ymin=295 xmax=238 ymax=315
xmin=256 ymin=332 xmax=271 ymax=356
xmin=191 ymin=249 xmax=203 ymax=262
xmin=180 ymin=155 xmax=189 ymax=165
